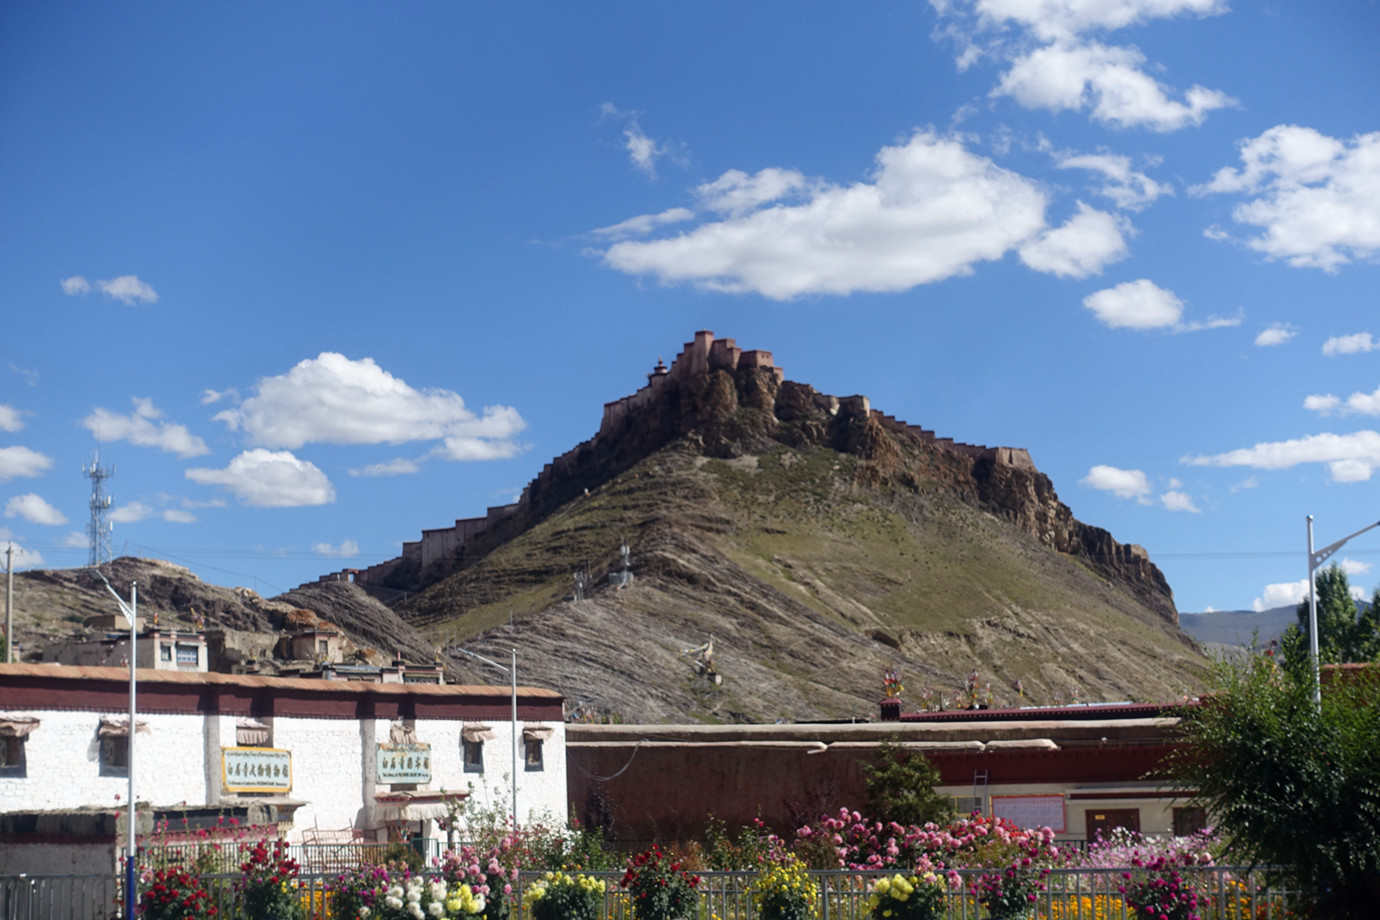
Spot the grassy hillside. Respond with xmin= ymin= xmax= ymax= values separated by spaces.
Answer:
xmin=403 ymin=442 xmax=1207 ymax=723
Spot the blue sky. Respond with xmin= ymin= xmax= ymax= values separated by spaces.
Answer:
xmin=2 ymin=1 xmax=1378 ymax=615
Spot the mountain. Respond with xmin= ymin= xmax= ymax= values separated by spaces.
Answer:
xmin=1178 ymin=606 xmax=1296 ymax=649
xmin=8 ymin=332 xmax=1207 ymax=722
xmin=385 ymin=331 xmax=1206 ymax=721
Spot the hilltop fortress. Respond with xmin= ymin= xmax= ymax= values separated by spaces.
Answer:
xmin=313 ymin=330 xmax=1095 ymax=598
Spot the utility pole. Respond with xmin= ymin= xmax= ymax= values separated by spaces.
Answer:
xmin=4 ymin=542 xmax=13 ymax=664
xmin=93 ymin=567 xmax=138 ymax=917
xmin=1305 ymin=515 xmax=1380 ymax=710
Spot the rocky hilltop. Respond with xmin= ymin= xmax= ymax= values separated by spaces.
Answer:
xmin=384 ymin=331 xmax=1203 ymax=720
xmin=333 ymin=332 xmax=1176 ymax=629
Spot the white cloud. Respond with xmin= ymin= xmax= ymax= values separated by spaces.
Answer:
xmin=0 ymin=404 xmax=23 ymax=432
xmin=1159 ymin=490 xmax=1200 ymax=512
xmin=1254 ymin=323 xmax=1296 ymax=347
xmin=4 ymin=493 xmax=68 ymax=525
xmin=96 ymin=275 xmax=159 ymax=305
xmin=1080 ymin=464 xmax=1151 ymax=501
xmin=0 ymin=446 xmax=53 ymax=481
xmin=64 ymin=274 xmax=159 ymax=304
xmin=1018 ymin=201 xmax=1129 ymax=277
xmin=433 ymin=428 xmax=529 ymax=461
xmin=1183 ymin=430 xmax=1380 ymax=483
xmin=1229 ymin=476 xmax=1259 ymax=492
xmin=1174 ymin=312 xmax=1242 ymax=334
xmin=1054 ymin=151 xmax=1171 ymax=210
xmin=1340 ymin=557 xmax=1373 ymax=576
xmin=600 ymin=103 xmax=677 ymax=179
xmin=1083 ymin=278 xmax=1182 ymax=329
xmin=591 ymin=208 xmax=696 ymax=241
xmin=993 ymin=41 xmax=1235 ymax=132
xmin=1194 ymin=126 xmax=1380 ymax=270
xmin=163 ymin=509 xmax=196 ymax=524
xmin=313 ymin=539 xmax=360 ymax=558
xmin=695 ymin=168 xmax=815 ymax=215
xmin=213 ymin=353 xmax=526 ymax=462
xmin=82 ymin=398 xmax=209 ymax=458
xmin=602 ymin=131 xmax=1048 ymax=299
xmin=200 ymin=388 xmax=239 ymax=405
xmin=186 ymin=449 xmax=336 ymax=507
xmin=1253 ymin=579 xmax=1307 ymax=612
xmin=60 ymin=531 xmax=88 ymax=548
xmin=1305 ymin=385 xmax=1380 ymax=418
xmin=1322 ymin=332 xmax=1376 ymax=356
xmin=349 ymin=458 xmax=421 ymax=477
xmin=109 ymin=502 xmax=152 ymax=524
xmin=972 ymin=0 xmax=1229 ymax=43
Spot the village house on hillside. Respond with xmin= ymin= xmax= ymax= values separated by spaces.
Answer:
xmin=0 ymin=664 xmax=565 ymax=874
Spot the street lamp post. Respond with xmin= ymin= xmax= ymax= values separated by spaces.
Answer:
xmin=92 ymin=568 xmax=138 ymax=918
xmin=450 ymin=646 xmax=520 ymax=830
xmin=1305 ymin=515 xmax=1380 ymax=710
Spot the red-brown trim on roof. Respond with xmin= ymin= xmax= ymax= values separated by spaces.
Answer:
xmin=0 ymin=664 xmax=562 ymax=722
xmin=925 ymin=743 xmax=1178 ymax=785
xmin=897 ymin=703 xmax=1179 ymax=723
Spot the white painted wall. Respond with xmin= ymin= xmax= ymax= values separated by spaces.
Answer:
xmin=0 ymin=710 xmax=202 ymax=812
xmin=937 ymin=781 xmax=1179 ymax=841
xmin=0 ymin=706 xmax=567 ymax=844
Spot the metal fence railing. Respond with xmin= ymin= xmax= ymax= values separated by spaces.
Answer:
xmin=0 ymin=865 xmax=1297 ymax=920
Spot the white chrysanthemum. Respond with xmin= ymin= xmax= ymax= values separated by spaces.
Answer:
xmin=428 ymin=902 xmax=445 ymax=917
xmin=385 ymin=895 xmax=404 ymax=909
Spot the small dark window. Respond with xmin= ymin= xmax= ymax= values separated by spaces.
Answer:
xmin=160 ymin=643 xmax=173 ymax=662
xmin=1173 ymin=806 xmax=1208 ymax=837
xmin=463 ymin=739 xmax=484 ymax=774
xmin=524 ymin=738 xmax=544 ymax=772
xmin=0 ymin=736 xmax=26 ymax=776
xmin=101 ymin=737 xmax=130 ymax=775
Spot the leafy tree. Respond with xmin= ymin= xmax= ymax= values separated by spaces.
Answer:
xmin=860 ymin=740 xmax=952 ymax=827
xmin=1285 ymin=563 xmax=1380 ymax=667
xmin=1162 ymin=652 xmax=1380 ymax=918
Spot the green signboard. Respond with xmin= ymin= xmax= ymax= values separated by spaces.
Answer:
xmin=377 ymin=742 xmax=431 ymax=784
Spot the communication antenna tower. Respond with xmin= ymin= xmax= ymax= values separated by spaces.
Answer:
xmin=83 ymin=450 xmax=115 ymax=566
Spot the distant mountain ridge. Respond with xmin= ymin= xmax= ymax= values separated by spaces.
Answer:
xmin=1178 ymin=606 xmax=1295 ymax=648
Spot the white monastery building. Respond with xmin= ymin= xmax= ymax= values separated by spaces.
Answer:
xmin=0 ymin=663 xmax=566 ymax=874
